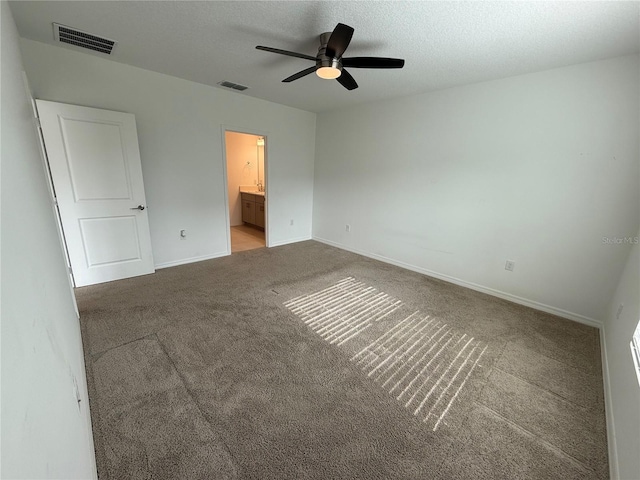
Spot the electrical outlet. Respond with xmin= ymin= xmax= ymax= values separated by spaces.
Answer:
xmin=346 ymin=224 xmax=351 ymax=232
xmin=616 ymin=303 xmax=624 ymax=319
xmin=505 ymin=260 xmax=515 ymax=271
xmin=180 ymin=229 xmax=186 ymax=239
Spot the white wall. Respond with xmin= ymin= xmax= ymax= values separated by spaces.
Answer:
xmin=0 ymin=3 xmax=97 ymax=478
xmin=20 ymin=39 xmax=316 ymax=267
xmin=313 ymin=55 xmax=639 ymax=324
xmin=602 ymin=229 xmax=640 ymax=480
xmin=225 ymin=131 xmax=260 ymax=226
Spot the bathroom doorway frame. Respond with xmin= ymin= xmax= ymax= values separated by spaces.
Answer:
xmin=220 ymin=126 xmax=270 ymax=255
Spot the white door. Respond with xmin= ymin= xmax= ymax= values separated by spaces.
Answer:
xmin=36 ymin=100 xmax=155 ymax=287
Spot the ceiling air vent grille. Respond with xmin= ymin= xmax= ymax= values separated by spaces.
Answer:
xmin=217 ymin=81 xmax=249 ymax=91
xmin=53 ymin=23 xmax=116 ymax=55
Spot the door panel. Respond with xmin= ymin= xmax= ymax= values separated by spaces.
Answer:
xmin=37 ymin=100 xmax=155 ymax=286
xmin=61 ymin=118 xmax=132 ymax=201
xmin=256 ymin=204 xmax=265 ymax=228
xmin=79 ymin=216 xmax=141 ymax=266
xmin=243 ymin=200 xmax=256 ymax=224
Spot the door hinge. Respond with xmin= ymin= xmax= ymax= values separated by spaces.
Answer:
xmin=68 ymin=266 xmax=73 ymax=274
xmin=35 ymin=117 xmax=41 ymax=129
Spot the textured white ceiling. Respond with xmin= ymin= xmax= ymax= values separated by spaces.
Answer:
xmin=9 ymin=1 xmax=640 ymax=113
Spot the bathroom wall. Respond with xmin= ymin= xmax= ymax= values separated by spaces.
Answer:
xmin=226 ymin=131 xmax=260 ymax=226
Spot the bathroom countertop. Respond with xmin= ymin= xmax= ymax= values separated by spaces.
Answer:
xmin=240 ymin=189 xmax=265 ymax=197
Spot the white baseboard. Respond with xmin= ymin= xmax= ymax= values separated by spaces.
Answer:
xmin=269 ymin=235 xmax=312 ymax=248
xmin=599 ymin=327 xmax=619 ymax=480
xmin=155 ymin=235 xmax=313 ymax=269
xmin=155 ymin=251 xmax=228 ymax=270
xmin=312 ymin=236 xmax=602 ymax=329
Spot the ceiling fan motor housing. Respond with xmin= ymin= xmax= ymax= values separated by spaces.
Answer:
xmin=317 ymin=32 xmax=343 ymax=72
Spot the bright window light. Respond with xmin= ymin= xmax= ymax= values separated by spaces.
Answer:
xmin=631 ymin=319 xmax=640 ymax=387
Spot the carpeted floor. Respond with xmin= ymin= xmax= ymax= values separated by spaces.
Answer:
xmin=76 ymin=240 xmax=608 ymax=480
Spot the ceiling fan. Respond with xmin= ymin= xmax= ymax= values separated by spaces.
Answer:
xmin=256 ymin=23 xmax=405 ymax=91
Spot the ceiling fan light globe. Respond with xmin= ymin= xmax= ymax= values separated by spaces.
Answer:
xmin=316 ymin=66 xmax=342 ymax=79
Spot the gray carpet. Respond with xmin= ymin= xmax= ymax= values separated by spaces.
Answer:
xmin=77 ymin=240 xmax=608 ymax=479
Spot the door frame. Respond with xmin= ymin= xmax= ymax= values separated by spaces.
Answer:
xmin=220 ymin=126 xmax=270 ymax=254
xmin=22 ymin=72 xmax=79 ymax=316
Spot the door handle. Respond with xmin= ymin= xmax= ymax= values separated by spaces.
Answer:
xmin=130 ymin=205 xmax=145 ymax=211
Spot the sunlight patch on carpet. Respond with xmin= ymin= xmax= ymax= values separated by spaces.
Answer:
xmin=284 ymin=277 xmax=402 ymax=345
xmin=285 ymin=277 xmax=487 ymax=432
xmin=352 ymin=314 xmax=487 ymax=431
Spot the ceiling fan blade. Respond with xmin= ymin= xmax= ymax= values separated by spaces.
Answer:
xmin=342 ymin=57 xmax=405 ymax=69
xmin=336 ymin=68 xmax=358 ymax=90
xmin=326 ymin=23 xmax=354 ymax=59
xmin=282 ymin=66 xmax=317 ymax=83
xmin=256 ymin=46 xmax=316 ymax=61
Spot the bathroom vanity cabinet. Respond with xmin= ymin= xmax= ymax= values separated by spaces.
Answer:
xmin=241 ymin=192 xmax=265 ymax=229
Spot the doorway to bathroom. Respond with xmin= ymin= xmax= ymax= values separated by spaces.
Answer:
xmin=223 ymin=130 xmax=267 ymax=253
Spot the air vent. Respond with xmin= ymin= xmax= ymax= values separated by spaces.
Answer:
xmin=217 ymin=81 xmax=249 ymax=91
xmin=53 ymin=23 xmax=116 ymax=55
